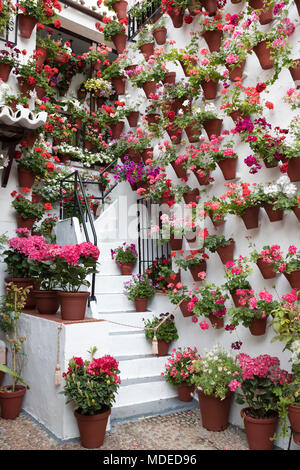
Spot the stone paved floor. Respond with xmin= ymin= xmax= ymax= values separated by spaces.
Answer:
xmin=0 ymin=409 xmax=249 ymax=450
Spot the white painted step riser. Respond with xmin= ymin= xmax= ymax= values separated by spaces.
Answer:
xmin=118 ymin=356 xmax=168 ymax=381
xmin=114 ymin=381 xmax=177 ymax=408
xmin=96 ymin=293 xmax=135 ymax=311
xmin=98 ymin=258 xmax=139 ymax=276
xmin=95 ymin=275 xmax=131 ymax=294
xmin=95 ymin=311 xmax=155 ymax=328
xmin=98 ymin=240 xmax=139 ymax=257
xmin=106 ymin=333 xmax=154 ymax=356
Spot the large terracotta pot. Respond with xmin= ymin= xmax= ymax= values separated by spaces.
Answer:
xmin=168 ymin=8 xmax=184 ymax=28
xmin=241 ymin=408 xmax=279 ymax=450
xmin=0 ymin=385 xmax=27 ymax=419
xmin=134 ymin=297 xmax=148 ymax=312
xmin=5 ymin=277 xmax=38 ymax=309
xmin=208 ymin=314 xmax=224 ymax=329
xmin=288 ymin=404 xmax=300 ymax=445
xmin=253 ymin=41 xmax=274 ymax=70
xmin=18 ymin=14 xmax=37 ymax=38
xmin=197 ymin=390 xmax=233 ymax=431
xmin=145 ymin=113 xmax=160 ymax=126
xmin=141 ymin=148 xmax=153 ymax=163
xmin=163 ymin=72 xmax=176 ymax=85
xmin=142 ymin=81 xmax=157 ymax=98
xmin=166 ymin=270 xmax=181 ymax=286
xmin=180 ymin=299 xmax=194 ymax=317
xmin=0 ymin=62 xmax=12 ymax=82
xmin=112 ymin=0 xmax=128 ymax=20
xmin=256 ymin=258 xmax=276 ymax=279
xmin=249 ymin=316 xmax=267 ymax=336
xmin=57 ymin=291 xmax=89 ymax=321
xmin=177 ymin=383 xmax=195 ymax=402
xmin=200 ymin=79 xmax=219 ymax=100
xmin=35 ymin=46 xmax=48 ymax=66
xmin=284 ymin=270 xmax=300 ymax=289
xmin=194 ymin=167 xmax=211 ymax=185
xmin=180 ymin=59 xmax=197 ymax=77
xmin=217 ymin=157 xmax=238 ymax=180
xmin=203 ymin=118 xmax=223 ymax=139
xmin=227 ymin=60 xmax=245 ymax=81
xmin=287 ymin=156 xmax=300 ymax=182
xmin=111 ymin=76 xmax=126 ymax=95
xmin=139 ymin=42 xmax=154 ymax=60
xmin=36 ymin=86 xmax=47 ymax=100
xmin=127 ymin=111 xmax=139 ymax=128
xmin=127 ymin=147 xmax=141 ymax=162
xmin=112 ymin=33 xmax=127 ymax=54
xmin=202 ymin=30 xmax=223 ymax=52
xmin=119 ymin=263 xmax=134 ymax=275
xmin=110 ymin=121 xmax=124 ymax=139
xmin=75 ymin=406 xmax=111 ymax=449
xmin=153 ymin=27 xmax=167 ymax=45
xmin=216 ymin=240 xmax=235 ymax=264
xmin=241 ymin=206 xmax=260 ymax=229
xmin=263 ymin=202 xmax=284 ymax=222
xmin=17 ymin=166 xmax=35 ymax=188
xmin=189 ymin=261 xmax=207 ymax=282
xmin=34 ymin=290 xmax=59 ymax=315
xmin=166 ymin=125 xmax=182 ymax=144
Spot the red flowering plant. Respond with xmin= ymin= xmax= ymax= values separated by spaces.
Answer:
xmin=181 ymin=142 xmax=216 ymax=185
xmin=62 ymin=346 xmax=120 ymax=416
xmin=271 ymin=289 xmax=300 ymax=350
xmin=248 ymin=242 xmax=284 ymax=269
xmin=174 ymin=248 xmax=209 ymax=273
xmin=0 ymin=1 xmax=15 ymax=35
xmin=11 ymin=192 xmax=45 ymax=221
xmin=220 ymin=181 xmax=263 ymax=217
xmin=191 ymin=282 xmax=229 ymax=322
xmin=162 ymin=346 xmax=201 ymax=387
xmin=14 ymin=59 xmax=39 ymax=88
xmin=145 ymin=256 xmax=178 ymax=291
xmin=18 ymin=0 xmax=62 ymax=24
xmin=204 ymin=197 xmax=228 ymax=225
xmin=233 ymin=353 xmax=292 ymax=419
xmin=16 ymin=144 xmax=53 ymax=178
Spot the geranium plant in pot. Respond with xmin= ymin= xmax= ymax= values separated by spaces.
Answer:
xmin=11 ymin=193 xmax=45 ymax=231
xmin=277 ymin=246 xmax=300 ymax=289
xmin=234 ymin=352 xmax=292 ymax=450
xmin=111 ymin=242 xmax=138 ymax=275
xmin=167 ymin=282 xmax=195 ymax=318
xmin=0 ymin=282 xmax=30 ymax=419
xmin=204 ymin=234 xmax=235 ymax=265
xmin=144 ymin=312 xmax=179 ymax=356
xmin=162 ymin=347 xmax=201 ymax=402
xmin=191 ymin=344 xmax=241 ymax=431
xmin=123 ymin=273 xmax=155 ymax=312
xmin=0 ymin=43 xmax=21 ymax=82
xmin=222 ymin=257 xmax=252 ymax=307
xmin=174 ymin=249 xmax=208 ymax=282
xmin=222 ymin=181 xmax=263 ymax=229
xmin=61 ymin=346 xmax=120 ymax=449
xmin=145 ymin=256 xmax=179 ymax=292
xmin=191 ymin=282 xmax=228 ymax=329
xmin=101 ymin=18 xmax=127 ymax=54
xmin=255 ymin=176 xmax=297 ymax=222
xmin=18 ymin=0 xmax=61 ymax=38
xmin=220 ymin=81 xmax=263 ymax=125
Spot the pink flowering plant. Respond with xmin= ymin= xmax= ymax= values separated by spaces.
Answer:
xmin=222 ymin=257 xmax=252 ymax=294
xmin=123 ymin=274 xmax=155 ymax=301
xmin=191 ymin=344 xmax=241 ymax=400
xmin=276 ymin=245 xmax=300 ymax=275
xmin=62 ymin=346 xmax=121 ymax=416
xmin=191 ymin=283 xmax=228 ymax=321
xmin=111 ymin=242 xmax=138 ymax=267
xmin=162 ymin=346 xmax=201 ymax=387
xmin=249 ymin=243 xmax=284 ymax=267
xmin=228 ymin=289 xmax=279 ymax=329
xmin=2 ymin=230 xmax=43 ymax=278
xmin=271 ymin=289 xmax=300 ymax=350
xmin=233 ymin=353 xmax=292 ymax=419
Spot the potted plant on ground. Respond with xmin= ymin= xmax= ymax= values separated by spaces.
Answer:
xmin=234 ymin=352 xmax=292 ymax=450
xmin=0 ymin=282 xmax=30 ymax=419
xmin=111 ymin=242 xmax=138 ymax=275
xmin=191 ymin=344 xmax=241 ymax=431
xmin=61 ymin=346 xmax=121 ymax=449
xmin=192 ymin=283 xmax=228 ymax=329
xmin=144 ymin=312 xmax=179 ymax=356
xmin=162 ymin=347 xmax=201 ymax=401
xmin=123 ymin=273 xmax=155 ymax=312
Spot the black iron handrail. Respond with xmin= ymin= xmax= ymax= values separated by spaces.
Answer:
xmin=127 ymin=0 xmax=162 ymax=42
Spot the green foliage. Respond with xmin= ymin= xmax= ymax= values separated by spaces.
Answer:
xmin=144 ymin=312 xmax=179 ymax=343
xmin=192 ymin=283 xmax=228 ymax=319
xmin=111 ymin=243 xmax=138 ymax=266
xmin=123 ymin=274 xmax=155 ymax=301
xmin=162 ymin=347 xmax=201 ymax=387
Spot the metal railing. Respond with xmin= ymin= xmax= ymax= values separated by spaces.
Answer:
xmin=127 ymin=0 xmax=162 ymax=42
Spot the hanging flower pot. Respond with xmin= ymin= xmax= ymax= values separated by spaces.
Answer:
xmin=183 ymin=188 xmax=200 ymax=205
xmin=179 ymin=300 xmax=193 ymax=317
xmin=241 ymin=206 xmax=260 ymax=229
xmin=141 ymin=148 xmax=153 ymax=163
xmin=34 ymin=290 xmax=59 ymax=316
xmin=264 ymin=158 xmax=278 ymax=169
xmin=36 ymin=86 xmax=47 ymax=100
xmin=289 ymin=60 xmax=300 ymax=87
xmin=216 ymin=239 xmax=235 ymax=264
xmin=202 ymin=30 xmax=223 ymax=53
xmin=17 ymin=166 xmax=35 ymax=188
xmin=200 ymin=79 xmax=219 ymax=100
xmin=186 ymin=228 xmax=197 ymax=245
xmin=16 ymin=214 xmax=36 ymax=231
xmin=249 ymin=316 xmax=267 ymax=336
xmin=126 ymin=111 xmax=139 ymax=127
xmin=249 ymin=0 xmax=273 ymax=24
xmin=288 ymin=405 xmax=300 ymax=445
xmin=134 ymin=298 xmax=148 ymax=312
xmin=119 ymin=263 xmax=134 ymax=275
xmin=189 ymin=261 xmax=207 ymax=281
xmin=170 ymin=234 xmax=183 ymax=251
xmin=241 ymin=408 xmax=279 ymax=450
xmin=31 ymin=193 xmax=41 ymax=204
xmin=74 ymin=117 xmax=83 ymax=129
xmin=57 ymin=291 xmax=90 ymax=321
xmin=142 ymin=81 xmax=157 ymax=99
xmin=231 ymin=0 xmax=241 ymax=3
xmin=127 ymin=147 xmax=141 ymax=163
xmin=263 ymin=203 xmax=284 ymax=222
xmin=230 ymin=110 xmax=250 ymax=124
xmin=256 ymin=258 xmax=276 ymax=279
xmin=111 ymin=33 xmax=127 ymax=54
xmin=166 ymin=270 xmax=181 ymax=286
xmin=152 ymin=27 xmax=167 ymax=45
xmin=185 ymin=122 xmax=201 ymax=143
xmin=35 ymin=46 xmax=48 ymax=67
xmin=208 ymin=314 xmax=224 ymax=329
xmin=177 ymin=383 xmax=195 ymax=402
xmin=283 ymin=270 xmax=300 ymax=289
xmin=18 ymin=14 xmax=37 ymax=39
xmin=84 ymin=140 xmax=93 ymax=152
xmin=17 ymin=77 xmax=35 ymax=98
xmin=253 ymin=41 xmax=274 ymax=70
xmin=162 ymin=72 xmax=176 ymax=85
xmin=166 ymin=125 xmax=182 ymax=144
xmin=188 ymin=1 xmax=202 ymax=14
xmin=74 ymin=406 xmax=111 ymax=449
xmin=180 ymin=58 xmax=197 ymax=77
xmin=197 ymin=390 xmax=233 ymax=431
xmin=111 ymin=76 xmax=126 ymax=95
xmin=112 ymin=0 xmax=128 ymax=20
xmin=227 ymin=60 xmax=246 ymax=81
xmin=157 ymin=340 xmax=170 ymax=356
xmin=110 ymin=121 xmax=124 ymax=139
xmin=203 ymin=118 xmax=223 ymax=139
xmin=0 ymin=63 xmax=12 ymax=82
xmin=145 ymin=113 xmax=160 ymax=126
xmin=217 ymin=157 xmax=238 ymax=180
xmin=139 ymin=42 xmax=154 ymax=60
xmin=96 ymin=96 xmax=106 ymax=108
xmin=0 ymin=385 xmax=27 ymax=419
xmin=200 ymin=0 xmax=217 ymax=16
xmin=293 ymin=205 xmax=300 ymax=222
xmin=295 ymin=0 xmax=300 ymax=15
xmin=194 ymin=167 xmax=211 ymax=185
xmin=171 ymin=161 xmax=187 ymax=179
xmin=287 ymin=156 xmax=300 ymax=182
xmin=230 ymin=289 xmax=249 ymax=307
xmin=168 ymin=8 xmax=184 ymax=28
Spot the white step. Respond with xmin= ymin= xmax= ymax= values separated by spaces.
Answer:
xmin=107 ymin=330 xmax=154 ymax=356
xmin=118 ymin=355 xmax=168 ymax=381
xmin=95 ymin=275 xmax=131 ymax=294
xmin=96 ymin=293 xmax=135 ymax=311
xmin=95 ymin=310 xmax=156 ymax=329
xmin=114 ymin=380 xmax=177 ymax=409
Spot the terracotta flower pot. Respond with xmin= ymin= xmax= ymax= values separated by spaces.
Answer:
xmin=18 ymin=14 xmax=37 ymax=38
xmin=180 ymin=299 xmax=194 ymax=317
xmin=139 ymin=42 xmax=154 ymax=60
xmin=293 ymin=205 xmax=300 ymax=222
xmin=180 ymin=58 xmax=197 ymax=77
xmin=57 ymin=291 xmax=90 ymax=321
xmin=166 ymin=271 xmax=181 ymax=286
xmin=32 ymin=193 xmax=41 ymax=203
xmin=166 ymin=125 xmax=182 ymax=144
xmin=145 ymin=113 xmax=160 ymax=126
xmin=157 ymin=339 xmax=170 ymax=356
xmin=249 ymin=0 xmax=273 ymax=24
xmin=75 ymin=406 xmax=111 ymax=449
xmin=142 ymin=81 xmax=157 ymax=98
xmin=35 ymin=46 xmax=48 ymax=67
xmin=249 ymin=316 xmax=267 ymax=336
xmin=287 ymin=156 xmax=300 ymax=182
xmin=230 ymin=110 xmax=250 ymax=124
xmin=36 ymin=86 xmax=47 ymax=100
xmin=119 ymin=263 xmax=134 ymax=275
xmin=230 ymin=289 xmax=247 ymax=307
xmin=170 ymin=234 xmax=183 ymax=251
xmin=112 ymin=0 xmax=128 ymax=20
xmin=289 ymin=60 xmax=300 ymax=88
xmin=112 ymin=33 xmax=127 ymax=54
xmin=168 ymin=8 xmax=184 ymax=28
xmin=171 ymin=161 xmax=187 ymax=179
xmin=200 ymin=0 xmax=217 ymax=16
xmin=17 ymin=166 xmax=35 ymax=188
xmin=200 ymin=79 xmax=219 ymax=100
xmin=163 ymin=72 xmax=176 ymax=85
xmin=34 ymin=290 xmax=59 ymax=315
xmin=188 ymin=1 xmax=202 ymax=14
xmin=5 ymin=277 xmax=38 ymax=309
xmin=153 ymin=27 xmax=167 ymax=45
xmin=189 ymin=261 xmax=207 ymax=282
xmin=110 ymin=121 xmax=124 ymax=139
xmin=197 ymin=390 xmax=233 ymax=431
xmin=194 ymin=167 xmax=210 ymax=185
xmin=126 ymin=147 xmax=141 ymax=163
xmin=217 ymin=157 xmax=238 ymax=181
xmin=84 ymin=140 xmax=93 ymax=152
xmin=253 ymin=41 xmax=274 ymax=70
xmin=295 ymin=0 xmax=300 ymax=15
xmin=126 ymin=111 xmax=139 ymax=127
xmin=141 ymin=148 xmax=153 ymax=163
xmin=185 ymin=122 xmax=201 ymax=143
xmin=17 ymin=77 xmax=35 ymax=98
xmin=177 ymin=383 xmax=195 ymax=402
xmin=216 ymin=240 xmax=235 ymax=264
xmin=203 ymin=118 xmax=223 ymax=139
xmin=134 ymin=297 xmax=148 ymax=312
xmin=227 ymin=60 xmax=245 ymax=81
xmin=202 ymin=30 xmax=223 ymax=52
xmin=111 ymin=76 xmax=126 ymax=95
xmin=263 ymin=203 xmax=284 ymax=222
xmin=0 ymin=62 xmax=12 ymax=82
xmin=0 ymin=385 xmax=27 ymax=419
xmin=241 ymin=206 xmax=260 ymax=229
xmin=208 ymin=314 xmax=224 ymax=329
xmin=16 ymin=214 xmax=36 ymax=231
xmin=288 ymin=405 xmax=300 ymax=445
xmin=256 ymin=258 xmax=276 ymax=279
xmin=241 ymin=408 xmax=279 ymax=450
xmin=183 ymin=188 xmax=200 ymax=204
xmin=284 ymin=270 xmax=300 ymax=289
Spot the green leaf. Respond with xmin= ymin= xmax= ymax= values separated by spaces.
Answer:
xmin=0 ymin=363 xmax=30 ymax=389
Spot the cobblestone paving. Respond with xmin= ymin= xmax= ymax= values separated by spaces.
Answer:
xmin=0 ymin=409 xmax=249 ymax=450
